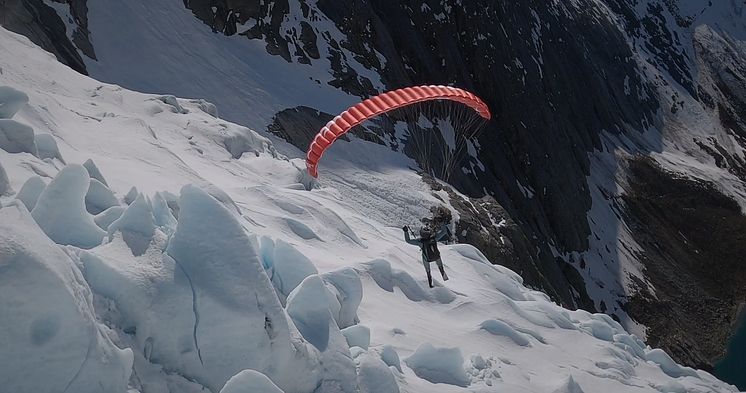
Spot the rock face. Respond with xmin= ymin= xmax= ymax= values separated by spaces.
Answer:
xmin=8 ymin=0 xmax=746 ymax=375
xmin=692 ymin=25 xmax=746 ymax=182
xmin=268 ymin=106 xmax=334 ymax=150
xmin=0 ymin=0 xmax=91 ymax=74
xmin=623 ymin=158 xmax=746 ymax=370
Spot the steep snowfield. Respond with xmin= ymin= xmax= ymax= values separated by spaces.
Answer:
xmin=73 ymin=0 xmax=382 ymax=130
xmin=0 ymin=27 xmax=740 ymax=393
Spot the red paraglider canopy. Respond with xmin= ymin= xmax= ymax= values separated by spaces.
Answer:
xmin=306 ymin=85 xmax=491 ymax=178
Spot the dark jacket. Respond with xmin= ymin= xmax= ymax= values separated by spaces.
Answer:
xmin=404 ymin=226 xmax=448 ymax=262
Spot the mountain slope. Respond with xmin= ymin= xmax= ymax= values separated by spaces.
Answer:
xmin=2 ymin=0 xmax=746 ymax=379
xmin=0 ymin=27 xmax=741 ymax=393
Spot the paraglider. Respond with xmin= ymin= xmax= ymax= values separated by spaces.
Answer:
xmin=305 ymin=85 xmax=491 ymax=179
xmin=305 ymin=86 xmax=491 ymax=287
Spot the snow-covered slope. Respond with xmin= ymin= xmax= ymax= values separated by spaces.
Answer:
xmin=72 ymin=0 xmax=381 ymax=130
xmin=0 ymin=27 xmax=741 ymax=393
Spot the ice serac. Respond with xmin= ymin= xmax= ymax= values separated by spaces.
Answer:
xmin=261 ymin=237 xmax=319 ymax=302
xmin=94 ymin=205 xmax=125 ymax=230
xmin=379 ymin=345 xmax=402 ymax=372
xmin=85 ymin=178 xmax=119 ymax=214
xmin=194 ymin=99 xmax=219 ymax=118
xmin=15 ymin=175 xmax=46 ymax=210
xmin=152 ymin=191 xmax=177 ymax=233
xmin=0 ymin=86 xmax=29 ymax=119
xmin=124 ymin=186 xmax=138 ymax=204
xmin=341 ymin=324 xmax=370 ymax=350
xmin=286 ymin=275 xmax=335 ymax=351
xmin=353 ymin=351 xmax=400 ymax=393
xmin=286 ymin=274 xmax=359 ymax=393
xmin=35 ymin=133 xmax=64 ymax=162
xmin=0 ymin=119 xmax=37 ymax=155
xmin=83 ymin=158 xmax=108 ymax=186
xmin=322 ymin=267 xmax=363 ymax=329
xmin=404 ymin=343 xmax=470 ymax=387
xmin=107 ymin=192 xmax=155 ymax=256
xmin=220 ymin=369 xmax=285 ymax=393
xmin=165 ymin=184 xmax=321 ymax=393
xmin=31 ymin=164 xmax=105 ymax=249
xmin=0 ymin=201 xmax=133 ymax=393
xmin=0 ymin=159 xmax=11 ymax=196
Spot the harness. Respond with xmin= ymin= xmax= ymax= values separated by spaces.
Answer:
xmin=421 ymin=236 xmax=441 ymax=262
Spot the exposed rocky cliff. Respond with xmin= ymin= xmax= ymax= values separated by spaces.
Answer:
xmin=623 ymin=157 xmax=746 ymax=370
xmin=0 ymin=0 xmax=91 ymax=73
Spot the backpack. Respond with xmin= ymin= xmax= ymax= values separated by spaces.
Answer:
xmin=422 ymin=237 xmax=441 ymax=262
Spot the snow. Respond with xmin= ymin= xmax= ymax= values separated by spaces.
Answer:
xmin=552 ymin=376 xmax=585 ymax=393
xmin=194 ymin=99 xmax=219 ymax=119
xmin=219 ymin=370 xmax=284 ymax=393
xmin=0 ymin=201 xmax=133 ymax=393
xmin=79 ymin=0 xmax=373 ymax=130
xmin=0 ymin=85 xmax=28 ymax=119
xmin=479 ymin=319 xmax=531 ymax=347
xmin=353 ymin=350 xmax=401 ymax=393
xmin=30 ymin=164 xmax=106 ymax=249
xmin=579 ymin=318 xmax=616 ymax=342
xmin=0 ymin=25 xmax=741 ymax=393
xmin=644 ymin=348 xmax=699 ymax=379
xmin=156 ymin=95 xmax=188 ymax=114
xmin=404 ymin=343 xmax=471 ymax=387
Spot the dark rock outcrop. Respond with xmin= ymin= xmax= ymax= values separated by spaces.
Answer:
xmin=0 ymin=0 xmax=92 ymax=74
xmin=623 ymin=158 xmax=746 ymax=370
xmin=693 ymin=25 xmax=746 ymax=182
xmin=268 ymin=106 xmax=333 ymax=150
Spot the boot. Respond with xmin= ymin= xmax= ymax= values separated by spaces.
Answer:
xmin=438 ymin=265 xmax=448 ymax=281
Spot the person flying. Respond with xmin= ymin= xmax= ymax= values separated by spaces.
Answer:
xmin=402 ymin=224 xmax=449 ymax=288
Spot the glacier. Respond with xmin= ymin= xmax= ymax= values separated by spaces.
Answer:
xmin=0 ymin=25 xmax=741 ymax=393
